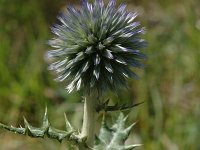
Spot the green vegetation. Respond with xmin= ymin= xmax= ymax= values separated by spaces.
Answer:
xmin=0 ymin=0 xmax=200 ymax=149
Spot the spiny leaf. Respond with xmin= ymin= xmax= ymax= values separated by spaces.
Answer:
xmin=94 ymin=112 xmax=141 ymax=150
xmin=0 ymin=108 xmax=85 ymax=145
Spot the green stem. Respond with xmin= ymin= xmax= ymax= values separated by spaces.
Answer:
xmin=79 ymin=94 xmax=97 ymax=150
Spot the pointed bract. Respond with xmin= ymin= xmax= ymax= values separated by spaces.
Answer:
xmin=64 ymin=113 xmax=74 ymax=132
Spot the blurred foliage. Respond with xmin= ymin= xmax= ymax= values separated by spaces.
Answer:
xmin=0 ymin=0 xmax=200 ymax=150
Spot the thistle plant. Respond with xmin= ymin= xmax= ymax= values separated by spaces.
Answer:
xmin=0 ymin=0 xmax=146 ymax=149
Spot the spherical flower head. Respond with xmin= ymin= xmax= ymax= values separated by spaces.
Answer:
xmin=47 ymin=0 xmax=147 ymax=96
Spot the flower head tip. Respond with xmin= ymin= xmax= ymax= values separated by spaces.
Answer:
xmin=47 ymin=0 xmax=147 ymax=96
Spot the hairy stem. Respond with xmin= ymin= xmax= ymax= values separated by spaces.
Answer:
xmin=79 ymin=94 xmax=97 ymax=149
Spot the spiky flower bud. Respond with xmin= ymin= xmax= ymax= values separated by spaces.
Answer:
xmin=47 ymin=0 xmax=147 ymax=96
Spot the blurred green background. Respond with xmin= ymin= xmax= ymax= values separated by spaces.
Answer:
xmin=0 ymin=0 xmax=200 ymax=149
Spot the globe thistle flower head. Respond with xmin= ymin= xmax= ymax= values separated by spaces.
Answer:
xmin=47 ymin=0 xmax=147 ymax=96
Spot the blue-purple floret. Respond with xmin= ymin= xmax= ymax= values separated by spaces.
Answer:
xmin=47 ymin=0 xmax=147 ymax=96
